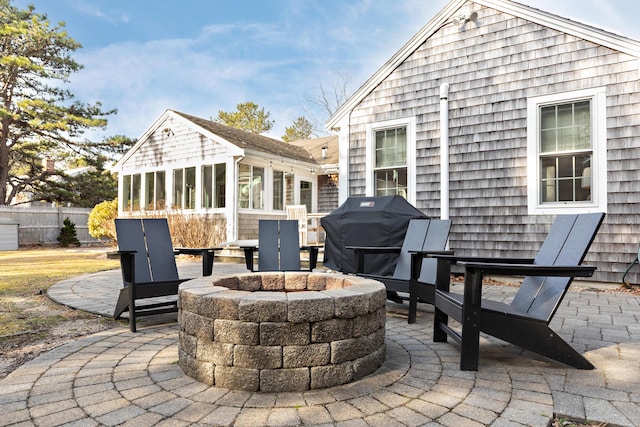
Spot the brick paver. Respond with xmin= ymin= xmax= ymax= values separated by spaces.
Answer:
xmin=0 ymin=261 xmax=638 ymax=426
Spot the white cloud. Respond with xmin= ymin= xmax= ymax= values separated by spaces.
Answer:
xmin=73 ymin=1 xmax=129 ymax=24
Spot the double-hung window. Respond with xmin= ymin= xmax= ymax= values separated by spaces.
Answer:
xmin=366 ymin=117 xmax=416 ymax=203
xmin=527 ymin=87 xmax=607 ymax=214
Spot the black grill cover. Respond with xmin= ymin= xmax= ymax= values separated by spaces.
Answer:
xmin=321 ymin=196 xmax=427 ymax=275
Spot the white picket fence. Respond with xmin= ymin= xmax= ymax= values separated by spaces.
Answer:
xmin=0 ymin=206 xmax=101 ymax=247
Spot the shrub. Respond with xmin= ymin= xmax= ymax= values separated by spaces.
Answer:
xmin=167 ymin=212 xmax=227 ymax=248
xmin=57 ymin=217 xmax=81 ymax=247
xmin=88 ymin=199 xmax=118 ymax=244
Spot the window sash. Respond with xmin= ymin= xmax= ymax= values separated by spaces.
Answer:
xmin=155 ymin=171 xmax=166 ymax=209
xmin=273 ymin=170 xmax=284 ymax=211
xmin=538 ymin=100 xmax=593 ymax=204
xmin=375 ymin=168 xmax=407 ymax=198
xmin=374 ymin=126 xmax=407 ymax=197
xmin=173 ymin=169 xmax=183 ymax=209
xmin=145 ymin=172 xmax=154 ymax=209
xmin=215 ymin=163 xmax=226 ymax=208
xmin=238 ymin=164 xmax=264 ymax=210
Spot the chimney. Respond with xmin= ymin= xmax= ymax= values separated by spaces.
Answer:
xmin=44 ymin=158 xmax=55 ymax=172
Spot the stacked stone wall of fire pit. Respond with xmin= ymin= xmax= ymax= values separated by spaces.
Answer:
xmin=178 ymin=272 xmax=387 ymax=392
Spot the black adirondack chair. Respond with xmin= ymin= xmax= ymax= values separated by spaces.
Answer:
xmin=349 ymin=218 xmax=452 ymax=322
xmin=430 ymin=212 xmax=605 ymax=371
xmin=112 ymin=218 xmax=221 ymax=332
xmin=242 ymin=219 xmax=319 ymax=272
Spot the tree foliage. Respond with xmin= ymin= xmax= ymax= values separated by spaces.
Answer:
xmin=282 ymin=116 xmax=313 ymax=142
xmin=216 ymin=101 xmax=274 ymax=134
xmin=28 ymin=135 xmax=134 ymax=207
xmin=88 ymin=198 xmax=117 ymax=243
xmin=0 ymin=0 xmax=116 ymax=206
xmin=57 ymin=217 xmax=81 ymax=247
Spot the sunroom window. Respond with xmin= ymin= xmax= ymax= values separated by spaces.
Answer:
xmin=144 ymin=171 xmax=166 ymax=210
xmin=173 ymin=167 xmax=196 ymax=209
xmin=238 ymin=164 xmax=264 ymax=210
xmin=202 ymin=163 xmax=226 ymax=209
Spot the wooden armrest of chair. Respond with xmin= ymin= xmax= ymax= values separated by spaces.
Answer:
xmin=450 ymin=262 xmax=597 ymax=306
xmin=459 ymin=262 xmax=596 ymax=277
xmin=432 ymin=254 xmax=536 ymax=264
xmin=409 ymin=250 xmax=455 ymax=257
xmin=107 ymin=249 xmax=137 ymax=259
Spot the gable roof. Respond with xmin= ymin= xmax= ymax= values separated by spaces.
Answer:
xmin=172 ymin=111 xmax=316 ymax=164
xmin=326 ymin=0 xmax=640 ymax=130
xmin=114 ymin=109 xmax=320 ymax=169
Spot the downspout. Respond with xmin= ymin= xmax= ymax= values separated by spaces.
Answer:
xmin=231 ymin=155 xmax=244 ymax=243
xmin=440 ymin=83 xmax=450 ymax=221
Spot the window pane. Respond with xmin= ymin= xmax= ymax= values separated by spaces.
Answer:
xmin=185 ymin=167 xmax=196 ymax=209
xmin=238 ymin=164 xmax=250 ymax=209
xmin=540 ymin=154 xmax=591 ymax=203
xmin=285 ymin=173 xmax=294 ymax=206
xmin=156 ymin=172 xmax=166 ymax=209
xmin=375 ymin=127 xmax=407 ymax=168
xmin=541 ymin=106 xmax=556 ymax=130
xmin=202 ymin=165 xmax=213 ymax=208
xmin=132 ymin=174 xmax=141 ymax=210
xmin=557 ymin=103 xmax=573 ymax=127
xmin=375 ymin=168 xmax=407 ymax=198
xmin=173 ymin=169 xmax=183 ymax=208
xmin=574 ymin=101 xmax=590 ymax=125
xmin=273 ymin=170 xmax=284 ymax=211
xmin=540 ymin=129 xmax=556 ymax=153
xmin=145 ymin=172 xmax=154 ymax=210
xmin=123 ymin=175 xmax=132 ymax=211
xmin=215 ymin=163 xmax=226 ymax=208
xmin=252 ymin=167 xmax=264 ymax=209
xmin=300 ymin=180 xmax=312 ymax=212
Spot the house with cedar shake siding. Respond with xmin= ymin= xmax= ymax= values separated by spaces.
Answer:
xmin=327 ymin=0 xmax=640 ymax=283
xmin=112 ymin=109 xmax=338 ymax=243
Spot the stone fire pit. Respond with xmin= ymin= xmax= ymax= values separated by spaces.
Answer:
xmin=178 ymin=272 xmax=386 ymax=392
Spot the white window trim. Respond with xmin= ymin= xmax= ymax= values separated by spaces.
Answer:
xmin=527 ymin=87 xmax=607 ymax=215
xmin=365 ymin=117 xmax=416 ymax=204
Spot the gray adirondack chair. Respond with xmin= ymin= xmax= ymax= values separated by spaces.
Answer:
xmin=349 ymin=218 xmax=452 ymax=323
xmin=242 ymin=219 xmax=318 ymax=272
xmin=112 ymin=218 xmax=221 ymax=332
xmin=430 ymin=213 xmax=605 ymax=370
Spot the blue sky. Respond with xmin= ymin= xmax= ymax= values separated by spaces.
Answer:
xmin=13 ymin=0 xmax=640 ymax=142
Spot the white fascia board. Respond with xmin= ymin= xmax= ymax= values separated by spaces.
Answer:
xmin=478 ymin=0 xmax=640 ymax=58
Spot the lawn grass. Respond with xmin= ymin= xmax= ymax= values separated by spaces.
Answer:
xmin=0 ymin=247 xmax=119 ymax=337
